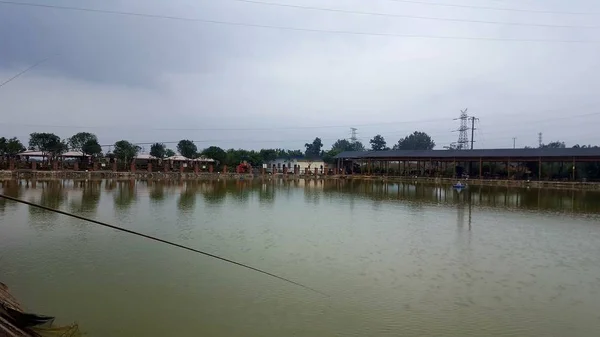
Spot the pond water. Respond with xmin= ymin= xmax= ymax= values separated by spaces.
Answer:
xmin=1 ymin=179 xmax=600 ymax=337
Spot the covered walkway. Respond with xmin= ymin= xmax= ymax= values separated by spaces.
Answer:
xmin=334 ymin=148 xmax=600 ymax=181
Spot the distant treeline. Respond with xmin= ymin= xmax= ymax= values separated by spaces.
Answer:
xmin=1 ymin=132 xmax=597 ymax=178
xmin=0 ymin=131 xmax=436 ymax=166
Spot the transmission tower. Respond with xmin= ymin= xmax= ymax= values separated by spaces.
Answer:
xmin=454 ymin=109 xmax=470 ymax=150
xmin=538 ymin=132 xmax=543 ymax=148
xmin=350 ymin=128 xmax=358 ymax=143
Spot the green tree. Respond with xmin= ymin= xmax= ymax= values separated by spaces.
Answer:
xmin=225 ymin=148 xmax=244 ymax=166
xmin=392 ymin=131 xmax=435 ymax=150
xmin=369 ymin=134 xmax=388 ymax=151
xmin=177 ymin=139 xmax=197 ymax=159
xmin=165 ymin=149 xmax=176 ymax=157
xmin=284 ymin=149 xmax=304 ymax=159
xmin=331 ymin=139 xmax=365 ymax=152
xmin=322 ymin=139 xmax=365 ymax=164
xmin=113 ymin=140 xmax=141 ymax=161
xmin=542 ymin=141 xmax=566 ymax=149
xmin=68 ymin=132 xmax=98 ymax=152
xmin=248 ymin=150 xmax=263 ymax=166
xmin=82 ymin=139 xmax=102 ymax=157
xmin=223 ymin=148 xmax=264 ymax=166
xmin=259 ymin=149 xmax=278 ymax=163
xmin=29 ymin=132 xmax=68 ymax=159
xmin=304 ymin=137 xmax=323 ymax=158
xmin=322 ymin=149 xmax=341 ymax=164
xmin=0 ymin=137 xmax=25 ymax=156
xmin=150 ymin=143 xmax=166 ymax=159
xmin=202 ymin=146 xmax=227 ymax=164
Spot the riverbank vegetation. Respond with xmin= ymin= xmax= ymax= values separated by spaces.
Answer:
xmin=1 ymin=131 xmax=599 ymax=180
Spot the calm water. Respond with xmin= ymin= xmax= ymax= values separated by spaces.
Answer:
xmin=2 ymin=179 xmax=600 ymax=337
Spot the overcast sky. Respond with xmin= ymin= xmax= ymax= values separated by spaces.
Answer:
xmin=2 ymin=0 xmax=600 ymax=152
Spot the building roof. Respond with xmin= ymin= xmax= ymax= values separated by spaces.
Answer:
xmin=334 ymin=148 xmax=600 ymax=160
xmin=17 ymin=150 xmax=90 ymax=157
xmin=195 ymin=156 xmax=215 ymax=162
xmin=134 ymin=154 xmax=157 ymax=160
xmin=165 ymin=155 xmax=215 ymax=162
xmin=165 ymin=155 xmax=191 ymax=161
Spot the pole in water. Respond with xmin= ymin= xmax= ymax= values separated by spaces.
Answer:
xmin=0 ymin=193 xmax=327 ymax=296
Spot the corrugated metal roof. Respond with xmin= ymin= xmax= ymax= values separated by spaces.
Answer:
xmin=334 ymin=148 xmax=600 ymax=159
xmin=18 ymin=150 xmax=89 ymax=157
xmin=165 ymin=155 xmax=215 ymax=162
xmin=135 ymin=154 xmax=157 ymax=160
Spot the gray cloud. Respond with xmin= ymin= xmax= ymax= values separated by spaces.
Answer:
xmin=1 ymin=0 xmax=600 ymax=150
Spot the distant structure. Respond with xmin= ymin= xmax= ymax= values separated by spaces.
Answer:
xmin=452 ymin=109 xmax=478 ymax=150
xmin=469 ymin=116 xmax=478 ymax=150
xmin=350 ymin=128 xmax=358 ymax=143
xmin=538 ymin=132 xmax=543 ymax=148
xmin=456 ymin=109 xmax=469 ymax=149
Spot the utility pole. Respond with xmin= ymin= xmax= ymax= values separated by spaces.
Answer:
xmin=469 ymin=116 xmax=478 ymax=150
xmin=512 ymin=137 xmax=516 ymax=149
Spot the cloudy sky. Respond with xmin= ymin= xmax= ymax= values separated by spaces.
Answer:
xmin=1 ymin=0 xmax=600 ymax=152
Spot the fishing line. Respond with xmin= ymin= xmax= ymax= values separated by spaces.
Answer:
xmin=0 ymin=54 xmax=57 ymax=89
xmin=0 ymin=193 xmax=327 ymax=296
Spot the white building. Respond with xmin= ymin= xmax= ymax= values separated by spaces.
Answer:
xmin=266 ymin=158 xmax=331 ymax=173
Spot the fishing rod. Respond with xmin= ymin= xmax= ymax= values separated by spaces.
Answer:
xmin=0 ymin=193 xmax=327 ymax=296
xmin=0 ymin=54 xmax=57 ymax=89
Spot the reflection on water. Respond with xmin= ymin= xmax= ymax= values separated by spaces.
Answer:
xmin=1 ymin=179 xmax=600 ymax=337
xmin=69 ymin=180 xmax=102 ymax=215
xmin=113 ymin=180 xmax=137 ymax=210
xmin=2 ymin=178 xmax=600 ymax=224
xmin=177 ymin=181 xmax=197 ymax=211
xmin=322 ymin=180 xmax=600 ymax=214
xmin=149 ymin=181 xmax=166 ymax=203
xmin=27 ymin=181 xmax=67 ymax=223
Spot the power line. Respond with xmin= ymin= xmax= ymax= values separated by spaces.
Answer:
xmin=0 ymin=1 xmax=598 ymax=43
xmin=75 ymin=128 xmax=600 ymax=149
xmin=227 ymin=0 xmax=600 ymax=30
xmin=0 ymin=117 xmax=450 ymax=131
xmin=384 ymin=0 xmax=599 ymax=16
xmin=3 ymin=111 xmax=600 ymax=132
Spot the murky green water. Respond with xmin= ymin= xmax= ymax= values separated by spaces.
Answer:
xmin=1 ymin=179 xmax=600 ymax=337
